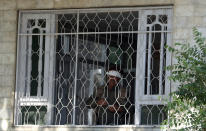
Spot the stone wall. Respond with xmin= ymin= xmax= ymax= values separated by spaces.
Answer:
xmin=0 ymin=0 xmax=205 ymax=131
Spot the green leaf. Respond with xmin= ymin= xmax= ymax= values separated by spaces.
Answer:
xmin=164 ymin=28 xmax=206 ymax=130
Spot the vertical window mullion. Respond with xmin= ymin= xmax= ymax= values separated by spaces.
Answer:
xmin=27 ymin=30 xmax=33 ymax=97
xmin=135 ymin=10 xmax=143 ymax=125
xmin=73 ymin=11 xmax=80 ymax=125
xmin=165 ymin=9 xmax=172 ymax=97
xmin=46 ymin=14 xmax=55 ymax=125
xmin=37 ymin=30 xmax=43 ymax=97
xmin=147 ymin=27 xmax=152 ymax=95
xmin=159 ymin=28 xmax=164 ymax=95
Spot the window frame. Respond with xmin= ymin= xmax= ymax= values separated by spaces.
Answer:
xmin=15 ymin=6 xmax=173 ymax=127
xmin=15 ymin=14 xmax=56 ymax=125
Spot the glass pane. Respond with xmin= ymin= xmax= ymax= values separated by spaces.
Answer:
xmin=53 ymin=12 xmax=138 ymax=125
xmin=41 ymin=31 xmax=45 ymax=96
xmin=75 ymin=33 xmax=137 ymax=125
xmin=30 ymin=28 xmax=40 ymax=96
xmin=150 ymin=24 xmax=161 ymax=95
xmin=147 ymin=15 xmax=156 ymax=24
xmin=57 ymin=14 xmax=77 ymax=33
xmin=79 ymin=11 xmax=139 ymax=32
xmin=140 ymin=105 xmax=167 ymax=125
xmin=159 ymin=15 xmax=167 ymax=24
xmin=27 ymin=19 xmax=35 ymax=28
xmin=38 ymin=19 xmax=46 ymax=28
xmin=21 ymin=106 xmax=47 ymax=125
xmin=53 ymin=34 xmax=76 ymax=125
xmin=29 ymin=28 xmax=45 ymax=96
xmin=145 ymin=22 xmax=166 ymax=95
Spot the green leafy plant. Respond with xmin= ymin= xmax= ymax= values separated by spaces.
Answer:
xmin=163 ymin=28 xmax=206 ymax=130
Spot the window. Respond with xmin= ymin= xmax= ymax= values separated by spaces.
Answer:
xmin=15 ymin=7 xmax=172 ymax=126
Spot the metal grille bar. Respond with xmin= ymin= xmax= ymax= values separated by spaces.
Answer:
xmin=18 ymin=30 xmax=172 ymax=36
xmin=73 ymin=11 xmax=80 ymax=125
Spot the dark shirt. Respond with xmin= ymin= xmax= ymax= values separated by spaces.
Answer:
xmin=86 ymin=84 xmax=127 ymax=125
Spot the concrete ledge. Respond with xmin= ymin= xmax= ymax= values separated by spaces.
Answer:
xmin=12 ymin=126 xmax=163 ymax=131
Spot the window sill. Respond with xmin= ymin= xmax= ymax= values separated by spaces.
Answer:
xmin=14 ymin=124 xmax=164 ymax=128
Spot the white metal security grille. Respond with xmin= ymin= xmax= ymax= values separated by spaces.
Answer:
xmin=15 ymin=7 xmax=172 ymax=126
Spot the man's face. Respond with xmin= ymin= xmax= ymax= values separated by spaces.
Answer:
xmin=107 ymin=75 xmax=120 ymax=89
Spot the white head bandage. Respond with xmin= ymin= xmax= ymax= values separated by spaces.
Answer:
xmin=106 ymin=70 xmax=122 ymax=79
